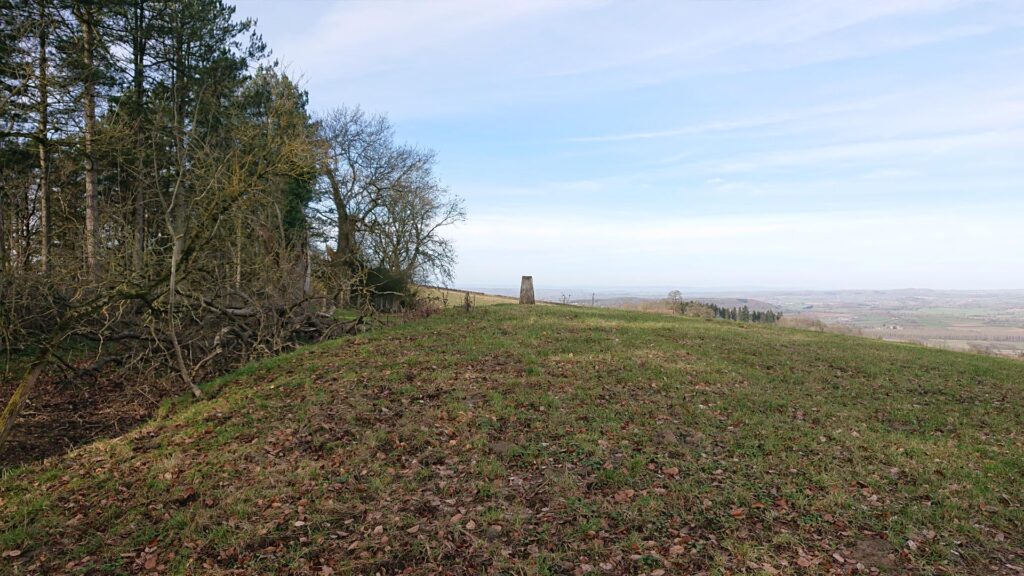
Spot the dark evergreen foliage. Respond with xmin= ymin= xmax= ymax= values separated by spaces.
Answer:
xmin=676 ymin=300 xmax=782 ymax=324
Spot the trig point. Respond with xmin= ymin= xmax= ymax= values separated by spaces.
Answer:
xmin=519 ymin=276 xmax=535 ymax=305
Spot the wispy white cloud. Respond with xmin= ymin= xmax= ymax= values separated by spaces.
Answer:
xmin=539 ymin=0 xmax=981 ymax=80
xmin=268 ymin=0 xmax=597 ymax=82
xmin=240 ymin=0 xmax=1020 ymax=118
xmin=576 ymin=82 xmax=1024 ymax=149
xmin=713 ymin=129 xmax=1024 ymax=173
xmin=568 ymin=102 xmax=876 ymax=143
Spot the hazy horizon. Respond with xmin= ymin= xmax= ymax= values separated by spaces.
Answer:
xmin=460 ymin=284 xmax=1024 ymax=296
xmin=236 ymin=0 xmax=1024 ymax=290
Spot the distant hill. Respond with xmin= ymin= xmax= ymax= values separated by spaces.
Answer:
xmin=3 ymin=305 xmax=1022 ymax=574
xmin=584 ymin=295 xmax=781 ymax=312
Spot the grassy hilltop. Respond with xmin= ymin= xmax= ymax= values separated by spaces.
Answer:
xmin=2 ymin=305 xmax=1022 ymax=575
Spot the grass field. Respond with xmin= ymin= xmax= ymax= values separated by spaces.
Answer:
xmin=418 ymin=285 xmax=522 ymax=307
xmin=418 ymin=285 xmax=566 ymax=307
xmin=2 ymin=305 xmax=1022 ymax=574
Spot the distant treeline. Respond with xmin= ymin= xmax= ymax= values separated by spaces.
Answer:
xmin=671 ymin=297 xmax=782 ymax=324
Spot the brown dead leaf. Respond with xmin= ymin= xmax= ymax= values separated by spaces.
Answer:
xmin=614 ymin=489 xmax=636 ymax=503
xmin=796 ymin=555 xmax=819 ymax=567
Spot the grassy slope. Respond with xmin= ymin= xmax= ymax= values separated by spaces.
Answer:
xmin=418 ymin=285 xmax=566 ymax=307
xmin=419 ymin=286 xmax=531 ymax=307
xmin=1 ymin=305 xmax=1022 ymax=575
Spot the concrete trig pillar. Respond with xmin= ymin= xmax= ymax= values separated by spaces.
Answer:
xmin=519 ymin=276 xmax=535 ymax=305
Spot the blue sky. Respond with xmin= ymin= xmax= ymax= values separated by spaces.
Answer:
xmin=235 ymin=0 xmax=1024 ymax=290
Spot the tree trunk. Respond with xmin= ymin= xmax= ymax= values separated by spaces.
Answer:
xmin=337 ymin=216 xmax=356 ymax=268
xmin=325 ymin=171 xmax=360 ymax=276
xmin=0 ymin=350 xmax=48 ymax=454
xmin=303 ymin=230 xmax=312 ymax=297
xmin=17 ymin=183 xmax=29 ymax=270
xmin=134 ymin=179 xmax=144 ymax=273
xmin=166 ymin=203 xmax=202 ymax=399
xmin=37 ymin=0 xmax=50 ymax=274
xmin=332 ymin=200 xmax=359 ymax=271
xmin=234 ymin=217 xmax=242 ymax=289
xmin=519 ymin=275 xmax=535 ymax=305
xmin=131 ymin=0 xmax=146 ymax=274
xmin=0 ymin=194 xmax=7 ymax=274
xmin=80 ymin=7 xmax=99 ymax=280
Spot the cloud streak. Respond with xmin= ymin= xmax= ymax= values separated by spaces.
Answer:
xmin=241 ymin=0 xmax=1018 ymax=118
xmin=568 ymin=102 xmax=878 ymax=143
xmin=712 ymin=129 xmax=1024 ymax=173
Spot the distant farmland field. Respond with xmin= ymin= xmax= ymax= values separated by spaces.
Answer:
xmin=772 ymin=290 xmax=1024 ymax=358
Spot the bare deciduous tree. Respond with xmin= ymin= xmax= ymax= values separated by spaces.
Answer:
xmin=317 ymin=106 xmax=464 ymax=301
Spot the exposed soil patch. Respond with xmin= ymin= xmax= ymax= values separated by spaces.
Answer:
xmin=0 ymin=371 xmax=180 ymax=466
xmin=846 ymin=537 xmax=898 ymax=573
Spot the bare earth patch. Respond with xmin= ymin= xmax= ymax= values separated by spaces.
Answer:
xmin=0 ymin=371 xmax=181 ymax=467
